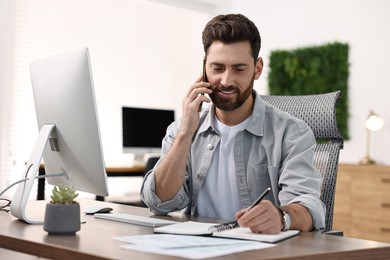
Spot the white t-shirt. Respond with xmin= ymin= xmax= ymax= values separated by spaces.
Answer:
xmin=197 ymin=116 xmax=250 ymax=220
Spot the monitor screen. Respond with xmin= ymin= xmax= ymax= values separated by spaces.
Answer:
xmin=10 ymin=47 xmax=109 ymax=223
xmin=122 ymin=107 xmax=174 ymax=159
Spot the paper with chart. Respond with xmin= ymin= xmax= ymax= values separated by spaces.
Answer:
xmin=113 ymin=234 xmax=275 ymax=259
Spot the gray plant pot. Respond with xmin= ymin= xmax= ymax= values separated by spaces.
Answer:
xmin=43 ymin=203 xmax=81 ymax=235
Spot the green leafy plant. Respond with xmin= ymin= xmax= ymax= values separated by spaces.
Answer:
xmin=268 ymin=42 xmax=349 ymax=140
xmin=50 ymin=185 xmax=79 ymax=204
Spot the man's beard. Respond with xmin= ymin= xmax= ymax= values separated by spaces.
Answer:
xmin=208 ymin=74 xmax=255 ymax=111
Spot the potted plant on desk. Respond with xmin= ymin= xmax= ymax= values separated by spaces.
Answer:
xmin=43 ymin=185 xmax=80 ymax=235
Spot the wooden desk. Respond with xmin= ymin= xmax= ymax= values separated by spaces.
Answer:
xmin=1 ymin=200 xmax=390 ymax=260
xmin=105 ymin=165 xmax=145 ymax=177
xmin=96 ymin=165 xmax=145 ymax=201
xmin=38 ymin=165 xmax=145 ymax=200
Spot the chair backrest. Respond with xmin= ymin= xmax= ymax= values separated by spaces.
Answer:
xmin=260 ymin=91 xmax=343 ymax=232
xmin=143 ymin=156 xmax=160 ymax=177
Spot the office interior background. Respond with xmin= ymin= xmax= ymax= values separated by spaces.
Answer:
xmin=0 ymin=0 xmax=389 ymax=200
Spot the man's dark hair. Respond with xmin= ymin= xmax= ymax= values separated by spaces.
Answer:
xmin=202 ymin=14 xmax=261 ymax=62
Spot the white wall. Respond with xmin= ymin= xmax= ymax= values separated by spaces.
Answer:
xmin=0 ymin=0 xmax=14 ymax=186
xmin=0 ymin=0 xmax=212 ymax=198
xmin=191 ymin=0 xmax=390 ymax=165
xmin=2 ymin=0 xmax=389 ymax=195
xmin=0 ymin=1 xmax=4 ymax=184
xmin=1 ymin=0 xmax=388 ymax=201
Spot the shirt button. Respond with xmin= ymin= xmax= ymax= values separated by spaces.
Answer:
xmin=207 ymin=144 xmax=213 ymax=150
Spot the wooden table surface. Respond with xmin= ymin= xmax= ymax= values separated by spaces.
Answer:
xmin=1 ymin=199 xmax=390 ymax=260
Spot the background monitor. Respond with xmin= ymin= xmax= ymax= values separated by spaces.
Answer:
xmin=10 ymin=47 xmax=109 ymax=223
xmin=122 ymin=107 xmax=174 ymax=161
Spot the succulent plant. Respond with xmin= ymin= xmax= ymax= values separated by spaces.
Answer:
xmin=50 ymin=185 xmax=79 ymax=204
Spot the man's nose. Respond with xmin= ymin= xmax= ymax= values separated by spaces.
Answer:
xmin=220 ymin=70 xmax=234 ymax=87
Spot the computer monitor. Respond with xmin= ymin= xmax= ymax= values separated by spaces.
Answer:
xmin=10 ymin=47 xmax=109 ymax=224
xmin=122 ymin=107 xmax=174 ymax=161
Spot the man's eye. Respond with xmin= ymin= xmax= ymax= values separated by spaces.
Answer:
xmin=213 ymin=67 xmax=224 ymax=72
xmin=235 ymin=66 xmax=246 ymax=71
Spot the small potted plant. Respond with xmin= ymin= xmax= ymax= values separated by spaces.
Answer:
xmin=43 ymin=185 xmax=80 ymax=235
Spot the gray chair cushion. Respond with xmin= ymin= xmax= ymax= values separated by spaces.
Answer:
xmin=260 ymin=91 xmax=343 ymax=141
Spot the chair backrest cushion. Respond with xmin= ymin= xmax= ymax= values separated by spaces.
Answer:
xmin=260 ymin=91 xmax=343 ymax=141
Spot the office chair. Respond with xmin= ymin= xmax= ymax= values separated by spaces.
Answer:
xmin=260 ymin=91 xmax=344 ymax=234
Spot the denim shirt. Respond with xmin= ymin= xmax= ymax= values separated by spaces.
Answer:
xmin=141 ymin=91 xmax=326 ymax=231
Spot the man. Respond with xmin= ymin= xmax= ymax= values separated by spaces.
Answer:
xmin=141 ymin=14 xmax=325 ymax=234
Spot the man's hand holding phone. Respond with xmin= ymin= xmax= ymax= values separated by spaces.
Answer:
xmin=181 ymin=74 xmax=211 ymax=137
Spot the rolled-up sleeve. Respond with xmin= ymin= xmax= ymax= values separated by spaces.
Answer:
xmin=141 ymin=170 xmax=190 ymax=215
xmin=277 ymin=119 xmax=326 ymax=232
xmin=140 ymin=120 xmax=191 ymax=215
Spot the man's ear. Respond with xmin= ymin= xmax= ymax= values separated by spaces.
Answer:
xmin=254 ymin=57 xmax=263 ymax=80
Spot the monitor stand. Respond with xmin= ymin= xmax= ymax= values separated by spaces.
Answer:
xmin=10 ymin=124 xmax=66 ymax=224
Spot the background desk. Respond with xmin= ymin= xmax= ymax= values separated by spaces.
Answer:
xmin=38 ymin=165 xmax=145 ymax=200
xmin=1 ymin=200 xmax=390 ymax=260
xmin=105 ymin=165 xmax=145 ymax=177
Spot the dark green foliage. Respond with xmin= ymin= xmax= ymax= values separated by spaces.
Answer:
xmin=268 ymin=42 xmax=349 ymax=140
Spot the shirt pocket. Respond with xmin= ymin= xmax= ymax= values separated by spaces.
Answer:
xmin=248 ymin=164 xmax=275 ymax=202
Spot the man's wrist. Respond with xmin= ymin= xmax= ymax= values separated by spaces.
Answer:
xmin=278 ymin=206 xmax=291 ymax=231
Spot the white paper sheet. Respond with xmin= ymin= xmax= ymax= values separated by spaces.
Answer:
xmin=114 ymin=234 xmax=275 ymax=259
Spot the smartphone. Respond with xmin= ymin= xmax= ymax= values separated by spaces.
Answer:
xmin=198 ymin=58 xmax=208 ymax=112
xmin=202 ymin=57 xmax=208 ymax=83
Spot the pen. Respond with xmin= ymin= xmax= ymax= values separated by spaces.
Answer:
xmin=245 ymin=187 xmax=271 ymax=213
xmin=208 ymin=187 xmax=271 ymax=233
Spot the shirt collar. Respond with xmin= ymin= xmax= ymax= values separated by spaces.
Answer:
xmin=246 ymin=90 xmax=265 ymax=137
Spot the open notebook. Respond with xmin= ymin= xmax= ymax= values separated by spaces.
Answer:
xmin=154 ymin=221 xmax=299 ymax=243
